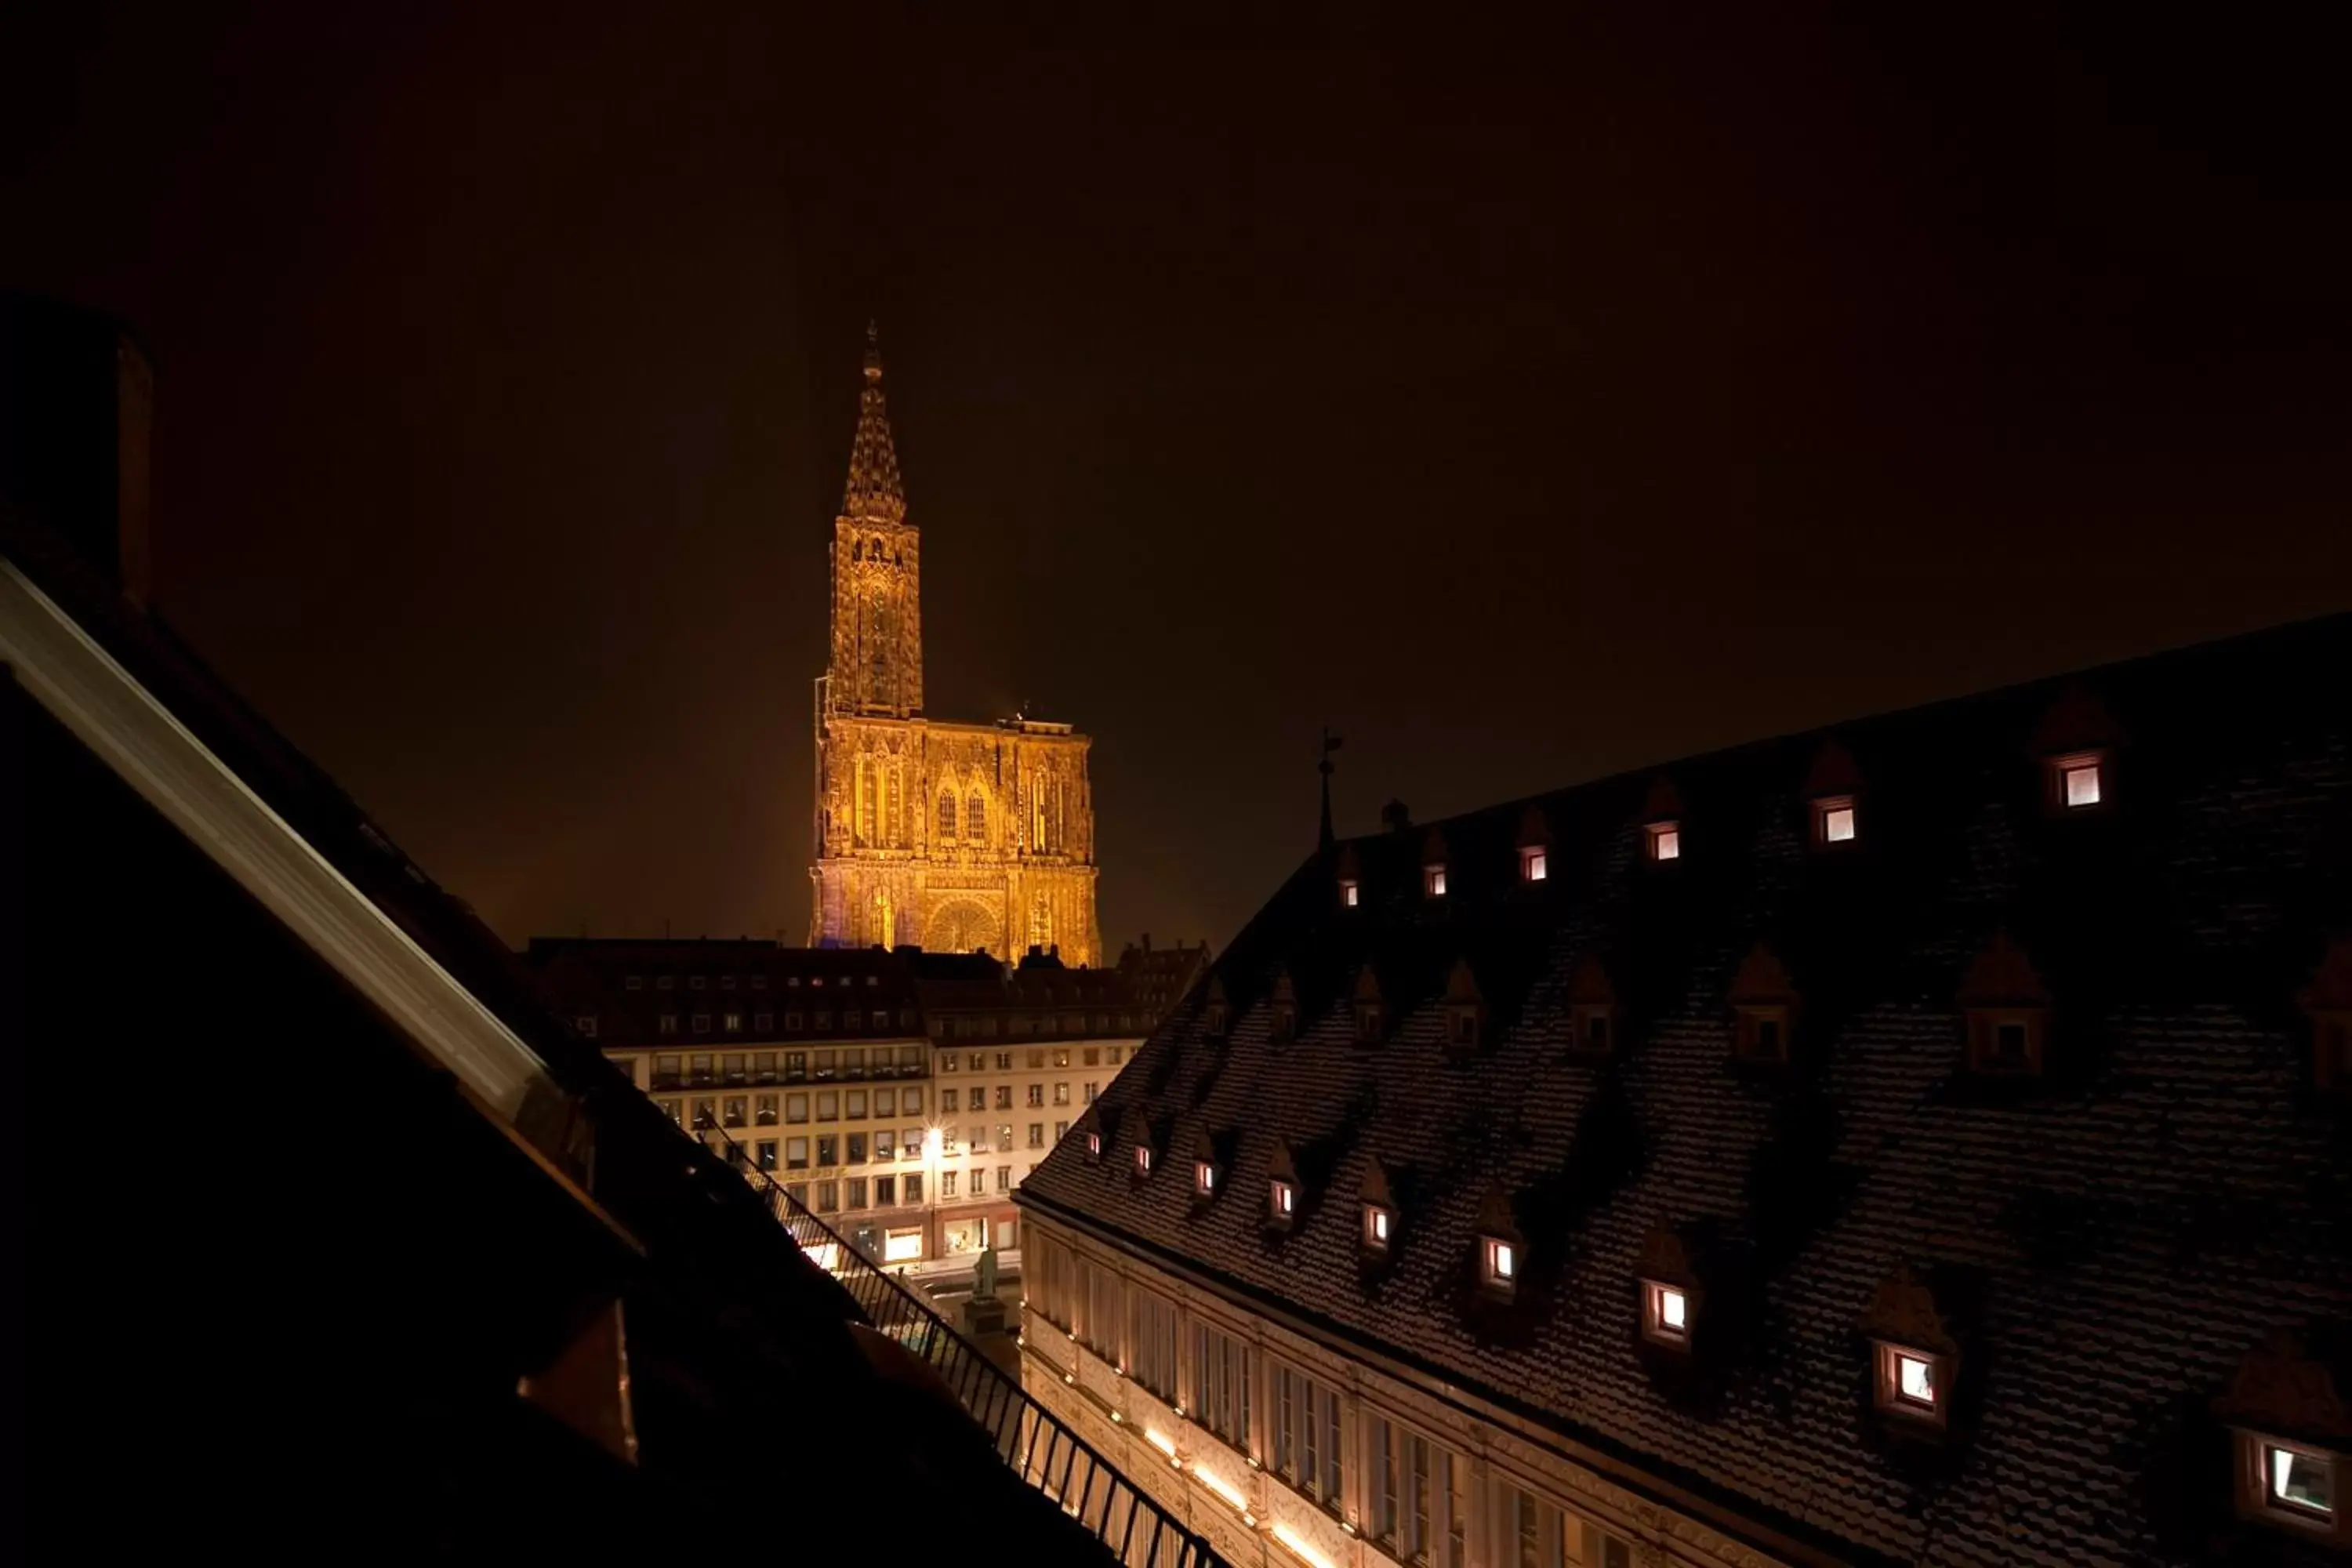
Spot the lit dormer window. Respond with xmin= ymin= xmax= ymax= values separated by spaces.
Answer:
xmin=1644 ymin=1281 xmax=1690 ymax=1342
xmin=1646 ymin=821 xmax=1681 ymax=862
xmin=1085 ymin=1131 xmax=1102 ymax=1162
xmin=1815 ymin=796 xmax=1857 ymax=845
xmin=1425 ymin=864 xmax=1447 ymax=898
xmin=1519 ymin=846 xmax=1547 ymax=883
xmin=1135 ymin=1145 xmax=1152 ymax=1178
xmin=1884 ymin=1345 xmax=1940 ymax=1412
xmin=1637 ymin=1226 xmax=1700 ymax=1352
xmin=1340 ymin=878 xmax=1359 ymax=908
xmin=2056 ymin=752 xmax=2103 ymax=808
xmin=1483 ymin=1237 xmax=1516 ymax=1294
xmin=1270 ymin=1178 xmax=1295 ymax=1225
xmin=2260 ymin=1442 xmax=2337 ymax=1525
xmin=1352 ymin=965 xmax=1386 ymax=1044
xmin=1196 ymin=1160 xmax=1217 ymax=1196
xmin=1363 ymin=1204 xmax=1392 ymax=1251
xmin=1861 ymin=1269 xmax=1955 ymax=1432
xmin=2216 ymin=1332 xmax=2352 ymax=1545
xmin=1204 ymin=975 xmax=1231 ymax=1039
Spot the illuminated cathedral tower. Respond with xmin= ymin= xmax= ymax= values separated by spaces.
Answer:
xmin=808 ymin=325 xmax=1101 ymax=964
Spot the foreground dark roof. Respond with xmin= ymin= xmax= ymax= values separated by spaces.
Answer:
xmin=1021 ymin=615 xmax=2352 ymax=1567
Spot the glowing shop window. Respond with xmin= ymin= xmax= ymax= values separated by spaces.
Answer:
xmin=1657 ymin=1285 xmax=1688 ymax=1333
xmin=2270 ymin=1446 xmax=2335 ymax=1516
xmin=1820 ymin=802 xmax=1857 ymax=844
xmin=883 ymin=1229 xmax=923 ymax=1263
xmin=1649 ymin=822 xmax=1681 ymax=862
xmin=2063 ymin=760 xmax=2103 ymax=808
xmin=1896 ymin=1353 xmax=1936 ymax=1406
xmin=1522 ymin=848 xmax=1547 ymax=883
xmin=1425 ymin=865 xmax=1447 ymax=897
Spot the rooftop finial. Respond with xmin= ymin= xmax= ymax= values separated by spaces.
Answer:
xmin=841 ymin=321 xmax=906 ymax=522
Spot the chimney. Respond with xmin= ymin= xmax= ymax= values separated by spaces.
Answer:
xmin=1381 ymin=800 xmax=1413 ymax=833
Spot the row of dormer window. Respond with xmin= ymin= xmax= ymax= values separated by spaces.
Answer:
xmin=590 ymin=1006 xmax=922 ymax=1038
xmin=1068 ymin=1149 xmax=2347 ymax=1544
xmin=621 ymin=971 xmax=885 ymax=992
xmin=1343 ymin=750 xmax=2113 ymax=908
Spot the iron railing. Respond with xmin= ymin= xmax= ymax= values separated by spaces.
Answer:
xmin=688 ymin=1120 xmax=1223 ymax=1568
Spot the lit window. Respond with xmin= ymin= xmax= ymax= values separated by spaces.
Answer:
xmin=2063 ymin=760 xmax=2102 ymax=808
xmin=1899 ymin=1355 xmax=1935 ymax=1404
xmin=1271 ymin=1179 xmax=1295 ymax=1219
xmin=1136 ymin=1145 xmax=1152 ymax=1177
xmin=2267 ymin=1443 xmax=2335 ymax=1519
xmin=1086 ymin=1131 xmax=1101 ymax=1161
xmin=1196 ymin=1161 xmax=1216 ymax=1196
xmin=1425 ymin=865 xmax=1447 ymax=897
xmin=1656 ymin=1284 xmax=1687 ymax=1334
xmin=1364 ymin=1204 xmax=1392 ymax=1250
xmin=1520 ymin=847 xmax=1547 ymax=883
xmin=1484 ymin=1239 xmax=1515 ymax=1290
xmin=1818 ymin=797 xmax=1857 ymax=844
xmin=1647 ymin=821 xmax=1681 ymax=862
xmin=1340 ymin=879 xmax=1359 ymax=908
xmin=884 ymin=1229 xmax=923 ymax=1263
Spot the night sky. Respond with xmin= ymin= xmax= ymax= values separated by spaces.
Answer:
xmin=7 ymin=5 xmax=2347 ymax=956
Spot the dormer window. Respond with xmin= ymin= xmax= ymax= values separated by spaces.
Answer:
xmin=1450 ymin=1008 xmax=1479 ymax=1049
xmin=1363 ymin=1204 xmax=1392 ymax=1251
xmin=1340 ymin=878 xmax=1360 ymax=908
xmin=1269 ymin=1178 xmax=1295 ymax=1225
xmin=1581 ymin=1012 xmax=1612 ymax=1051
xmin=2299 ymin=937 xmax=2352 ymax=1095
xmin=1861 ymin=1269 xmax=1956 ymax=1433
xmin=1959 ymin=932 xmax=2052 ymax=1078
xmin=1482 ymin=1237 xmax=1516 ymax=1294
xmin=1519 ymin=847 xmax=1547 ymax=883
xmin=1424 ymin=864 xmax=1447 ymax=898
xmin=2264 ymin=1441 xmax=2337 ymax=1522
xmin=1355 ymin=1003 xmax=1384 ymax=1043
xmin=1643 ymin=1281 xmax=1690 ymax=1343
xmin=2056 ymin=752 xmax=2103 ymax=808
xmin=1135 ymin=1145 xmax=1153 ymax=1178
xmin=1646 ymin=821 xmax=1681 ymax=862
xmin=1196 ymin=1160 xmax=1217 ymax=1196
xmin=1882 ymin=1345 xmax=1942 ymax=1414
xmin=2217 ymin=1333 xmax=2352 ymax=1544
xmin=1086 ymin=1131 xmax=1102 ymax=1161
xmin=1815 ymin=796 xmax=1857 ymax=845
xmin=1203 ymin=975 xmax=1232 ymax=1039
xmin=1352 ymin=966 xmax=1386 ymax=1045
xmin=1728 ymin=945 xmax=1799 ymax=1064
xmin=1565 ymin=955 xmax=1617 ymax=1058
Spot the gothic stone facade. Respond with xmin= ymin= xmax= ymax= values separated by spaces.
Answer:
xmin=808 ymin=328 xmax=1102 ymax=966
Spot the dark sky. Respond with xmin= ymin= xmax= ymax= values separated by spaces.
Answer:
xmin=7 ymin=5 xmax=2348 ymax=956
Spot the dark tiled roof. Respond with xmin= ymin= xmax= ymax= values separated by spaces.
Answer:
xmin=1021 ymin=615 xmax=2352 ymax=1568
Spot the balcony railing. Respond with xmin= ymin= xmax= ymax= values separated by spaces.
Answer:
xmin=690 ymin=1122 xmax=1224 ymax=1568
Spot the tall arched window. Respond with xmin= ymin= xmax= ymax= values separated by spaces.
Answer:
xmin=885 ymin=765 xmax=903 ymax=847
xmin=967 ymin=792 xmax=987 ymax=843
xmin=937 ymin=792 xmax=958 ymax=842
xmin=857 ymin=763 xmax=877 ymax=846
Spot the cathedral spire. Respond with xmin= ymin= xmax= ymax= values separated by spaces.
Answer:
xmin=841 ymin=319 xmax=907 ymax=524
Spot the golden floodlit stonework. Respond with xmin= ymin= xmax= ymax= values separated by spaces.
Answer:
xmin=808 ymin=326 xmax=1101 ymax=965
